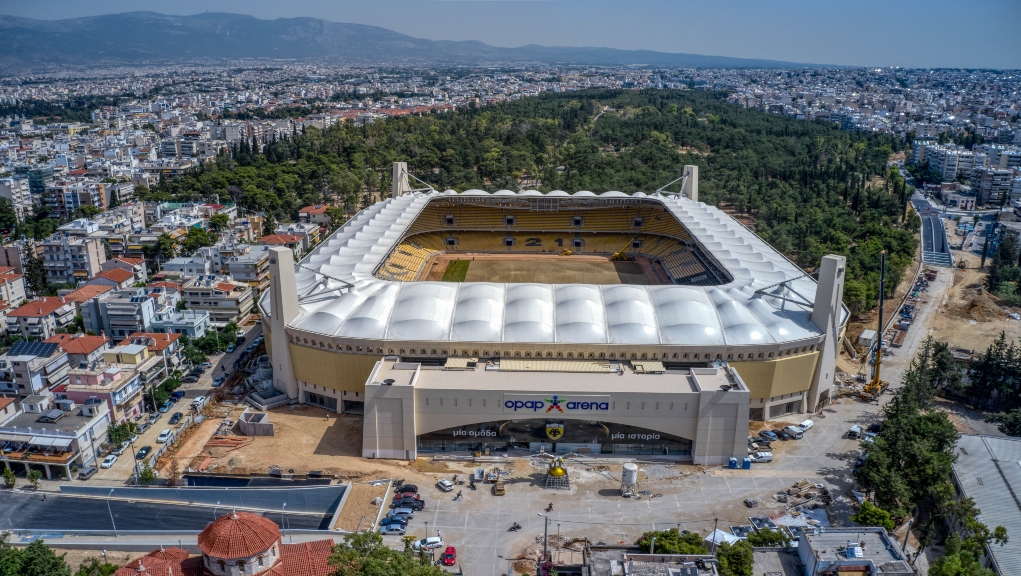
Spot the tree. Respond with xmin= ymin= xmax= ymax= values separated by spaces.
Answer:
xmin=987 ymin=408 xmax=1021 ymax=436
xmin=851 ymin=501 xmax=895 ymax=532
xmin=73 ymin=557 xmax=117 ymax=576
xmin=139 ymin=463 xmax=156 ymax=485
xmin=745 ymin=528 xmax=792 ymax=547
xmin=165 ymin=457 xmax=181 ymax=487
xmin=325 ymin=206 xmax=347 ymax=230
xmin=636 ymin=529 xmax=707 ymax=554
xmin=328 ymin=531 xmax=448 ymax=576
xmin=143 ymin=233 xmax=177 ymax=263
xmin=0 ymin=198 xmax=18 ymax=234
xmin=73 ymin=205 xmax=102 ymax=219
xmin=180 ymin=227 xmax=216 ymax=253
xmin=24 ymin=251 xmax=47 ymax=295
xmin=928 ymin=534 xmax=997 ymax=576
xmin=18 ymin=540 xmax=71 ymax=576
xmin=2 ymin=468 xmax=15 ymax=489
xmin=27 ymin=469 xmax=42 ymax=489
xmin=209 ymin=213 xmax=230 ymax=233
xmin=715 ymin=540 xmax=753 ymax=576
xmin=107 ymin=422 xmax=136 ymax=445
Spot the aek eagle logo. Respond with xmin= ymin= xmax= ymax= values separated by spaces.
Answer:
xmin=545 ymin=396 xmax=565 ymax=413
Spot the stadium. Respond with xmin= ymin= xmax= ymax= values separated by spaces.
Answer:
xmin=260 ymin=164 xmax=847 ymax=464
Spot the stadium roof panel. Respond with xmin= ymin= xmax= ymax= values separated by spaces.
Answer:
xmin=269 ymin=189 xmax=847 ymax=347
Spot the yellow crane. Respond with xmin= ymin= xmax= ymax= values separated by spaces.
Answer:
xmin=862 ymin=251 xmax=889 ymax=401
xmin=611 ymin=234 xmax=640 ymax=261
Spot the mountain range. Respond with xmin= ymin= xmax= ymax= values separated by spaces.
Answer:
xmin=0 ymin=12 xmax=818 ymax=71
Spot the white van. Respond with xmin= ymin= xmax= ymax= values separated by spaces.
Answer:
xmin=784 ymin=425 xmax=804 ymax=440
xmin=847 ymin=425 xmax=863 ymax=439
xmin=799 ymin=419 xmax=814 ymax=431
xmin=157 ymin=429 xmax=173 ymax=443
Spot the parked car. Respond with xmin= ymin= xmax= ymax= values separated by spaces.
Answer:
xmin=783 ymin=425 xmax=804 ymax=440
xmin=774 ymin=428 xmax=791 ymax=441
xmin=157 ymin=429 xmax=173 ymax=443
xmin=158 ymin=400 xmax=174 ymax=413
xmin=226 ymin=344 xmax=236 ymax=353
xmin=170 ymin=391 xmax=185 ymax=401
xmin=436 ymin=479 xmax=454 ymax=492
xmin=212 ymin=377 xmax=225 ymax=387
xmin=101 ymin=454 xmax=118 ymax=468
xmin=799 ymin=419 xmax=814 ymax=431
xmin=862 ymin=432 xmax=878 ymax=445
xmin=78 ymin=466 xmax=98 ymax=480
xmin=135 ymin=445 xmax=152 ymax=459
xmin=749 ymin=451 xmax=773 ymax=463
xmin=387 ymin=508 xmax=415 ymax=521
xmin=393 ymin=497 xmax=425 ymax=510
xmin=198 ymin=362 xmax=212 ymax=369
xmin=758 ymin=430 xmax=778 ymax=442
xmin=181 ymin=375 xmax=199 ymax=384
xmin=169 ymin=412 xmax=183 ymax=425
xmin=112 ymin=441 xmax=129 ymax=456
xmin=191 ymin=396 xmax=206 ymax=408
xmin=136 ymin=422 xmax=151 ymax=434
xmin=236 ymin=336 xmax=246 ymax=345
xmin=867 ymin=422 xmax=883 ymax=434
xmin=442 ymin=547 xmax=457 ymax=566
xmin=379 ymin=517 xmax=407 ymax=529
xmin=379 ymin=524 xmax=406 ymax=535
xmin=147 ymin=412 xmax=162 ymax=425
xmin=412 ymin=537 xmax=444 ymax=552
xmin=393 ymin=491 xmax=420 ymax=501
xmin=236 ymin=328 xmax=246 ymax=337
xmin=399 ymin=484 xmax=418 ymax=494
xmin=847 ymin=425 xmax=863 ymax=439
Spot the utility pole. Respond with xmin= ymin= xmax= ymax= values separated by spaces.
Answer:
xmin=711 ymin=518 xmax=719 ymax=556
xmin=901 ymin=518 xmax=913 ymax=553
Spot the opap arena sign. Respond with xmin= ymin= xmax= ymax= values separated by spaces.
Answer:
xmin=503 ymin=394 xmax=610 ymax=414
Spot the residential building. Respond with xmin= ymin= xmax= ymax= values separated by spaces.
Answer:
xmin=273 ymin=222 xmax=321 ymax=253
xmin=44 ymin=179 xmax=106 ymax=220
xmin=100 ymin=257 xmax=148 ymax=284
xmin=40 ymin=234 xmax=107 ymax=284
xmin=972 ymin=167 xmax=1017 ymax=206
xmin=61 ymin=345 xmax=153 ymax=423
xmin=57 ymin=284 xmax=114 ymax=316
xmin=0 ymin=267 xmax=27 ymax=306
xmin=43 ymin=334 xmax=111 ymax=367
xmin=5 ymin=297 xmax=76 ymax=340
xmin=0 ymin=177 xmax=32 ymax=222
xmin=298 ymin=204 xmax=334 ymax=226
xmin=257 ymin=233 xmax=302 ymax=259
xmin=151 ymin=309 xmax=210 ymax=338
xmin=86 ymin=267 xmax=136 ymax=290
xmin=798 ymin=528 xmax=912 ymax=576
xmin=183 ymin=275 xmax=253 ymax=326
xmin=119 ymin=332 xmax=183 ymax=381
xmin=224 ymin=246 xmax=271 ymax=295
xmin=161 ymin=255 xmax=211 ymax=279
xmin=0 ymin=340 xmax=71 ymax=398
xmin=0 ymin=395 xmax=111 ymax=479
xmin=81 ymin=288 xmax=157 ymax=340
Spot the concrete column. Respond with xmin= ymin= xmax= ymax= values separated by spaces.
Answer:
xmin=267 ymin=247 xmax=300 ymax=401
xmin=681 ymin=165 xmax=698 ymax=202
xmin=392 ymin=162 xmax=411 ymax=198
xmin=807 ymin=254 xmax=846 ymax=412
xmin=44 ymin=464 xmax=51 ymax=480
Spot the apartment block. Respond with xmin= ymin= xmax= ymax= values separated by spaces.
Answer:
xmin=5 ymin=297 xmax=76 ymax=340
xmin=0 ymin=340 xmax=71 ymax=398
xmin=40 ymin=234 xmax=107 ymax=284
xmin=182 ymin=275 xmax=253 ymax=326
xmin=81 ymin=288 xmax=157 ymax=340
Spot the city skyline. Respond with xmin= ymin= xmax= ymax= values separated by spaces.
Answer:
xmin=2 ymin=0 xmax=1020 ymax=69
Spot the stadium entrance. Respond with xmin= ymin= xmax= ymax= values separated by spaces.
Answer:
xmin=417 ymin=419 xmax=693 ymax=457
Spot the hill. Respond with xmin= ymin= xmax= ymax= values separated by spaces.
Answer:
xmin=0 ymin=12 xmax=818 ymax=71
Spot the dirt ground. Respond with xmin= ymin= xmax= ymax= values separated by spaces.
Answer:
xmin=334 ymin=481 xmax=390 ymax=532
xmin=189 ymin=405 xmax=428 ymax=481
xmin=843 ymin=249 xmax=922 ymax=353
xmin=930 ymin=250 xmax=1021 ymax=352
xmin=60 ymin=549 xmax=137 ymax=572
xmin=421 ymin=252 xmax=665 ymax=285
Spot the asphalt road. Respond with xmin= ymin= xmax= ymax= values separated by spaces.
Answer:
xmin=181 ymin=324 xmax=264 ymax=397
xmin=0 ymin=491 xmax=328 ymax=531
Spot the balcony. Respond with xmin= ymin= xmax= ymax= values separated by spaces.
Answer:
xmin=1 ymin=449 xmax=75 ymax=465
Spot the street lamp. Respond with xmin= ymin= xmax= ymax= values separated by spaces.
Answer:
xmin=537 ymin=513 xmax=550 ymax=564
xmin=128 ymin=440 xmax=141 ymax=483
xmin=282 ymin=503 xmax=287 ymax=532
xmin=107 ymin=488 xmax=118 ymax=537
xmin=213 ymin=500 xmax=221 ymax=521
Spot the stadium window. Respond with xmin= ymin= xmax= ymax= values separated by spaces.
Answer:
xmin=546 ymin=352 xmax=552 ymax=358
xmin=303 ymin=338 xmax=308 ymax=344
xmin=588 ymin=353 xmax=594 ymax=359
xmin=445 ymin=237 xmax=457 ymax=246
xmin=758 ymin=353 xmax=764 ymax=358
xmin=632 ymin=217 xmax=644 ymax=227
xmin=445 ymin=215 xmax=455 ymax=225
xmin=632 ymin=240 xmax=643 ymax=249
xmin=504 ymin=237 xmax=516 ymax=247
xmin=483 ymin=350 xmax=489 ymax=356
xmin=599 ymin=353 xmax=605 ymax=359
xmin=572 ymin=239 xmax=584 ymax=248
xmin=431 ymin=349 xmax=437 ymax=355
xmin=525 ymin=352 xmax=531 ymax=358
xmin=682 ymin=353 xmax=687 ymax=359
xmin=442 ymin=349 xmax=448 ymax=355
xmin=693 ymin=353 xmax=699 ymax=359
xmin=630 ymin=353 xmax=637 ymax=359
xmin=557 ymin=352 xmax=563 ymax=358
xmin=320 ymin=342 xmax=325 ymax=348
xmin=737 ymin=353 xmax=743 ymax=359
xmin=400 ymin=349 xmax=405 ymax=354
xmin=504 ymin=215 xmax=516 ymax=226
xmin=566 ymin=353 xmax=573 ymax=358
xmin=768 ymin=352 xmax=774 ymax=358
xmin=472 ymin=350 xmax=479 ymax=356
xmin=327 ymin=344 xmax=333 ymax=350
xmin=357 ymin=346 xmax=362 ymax=352
xmin=515 ymin=352 xmax=521 ymax=357
xmin=572 ymin=216 xmax=584 ymax=227
xmin=346 ymin=346 xmax=352 ymax=351
xmin=716 ymin=354 xmax=722 ymax=359
xmin=420 ymin=349 xmax=426 ymax=354
xmin=609 ymin=353 xmax=615 ymax=359
xmin=388 ymin=349 xmax=394 ymax=354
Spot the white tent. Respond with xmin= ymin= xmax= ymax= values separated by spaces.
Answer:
xmin=704 ymin=529 xmax=741 ymax=546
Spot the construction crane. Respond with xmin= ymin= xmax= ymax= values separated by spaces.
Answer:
xmin=611 ymin=234 xmax=639 ymax=261
xmin=862 ymin=251 xmax=890 ymax=401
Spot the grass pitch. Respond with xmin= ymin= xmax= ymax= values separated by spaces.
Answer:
xmin=442 ymin=260 xmax=471 ymax=281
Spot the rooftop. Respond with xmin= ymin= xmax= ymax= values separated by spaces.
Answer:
xmin=8 ymin=297 xmax=70 ymax=318
xmin=0 ymin=402 xmax=106 ymax=438
xmin=953 ymin=435 xmax=1021 ymax=576
xmin=119 ymin=332 xmax=181 ymax=351
xmin=44 ymin=334 xmax=110 ymax=355
xmin=801 ymin=528 xmax=911 ymax=575
xmin=59 ymin=284 xmax=115 ymax=303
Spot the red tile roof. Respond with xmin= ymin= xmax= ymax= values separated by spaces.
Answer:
xmin=299 ymin=205 xmax=330 ymax=215
xmin=61 ymin=284 xmax=114 ymax=303
xmin=0 ymin=398 xmax=13 ymax=412
xmin=44 ymin=334 xmax=110 ymax=355
xmin=8 ymin=297 xmax=70 ymax=318
xmin=280 ymin=540 xmax=336 ymax=576
xmin=146 ymin=281 xmax=183 ymax=291
xmin=115 ymin=257 xmax=146 ymax=265
xmin=196 ymin=512 xmax=280 ymax=559
xmin=216 ymin=282 xmax=237 ymax=293
xmin=0 ymin=266 xmax=14 ymax=275
xmin=112 ymin=548 xmax=203 ymax=576
xmin=259 ymin=234 xmax=302 ymax=245
xmin=119 ymin=332 xmax=180 ymax=351
xmin=93 ymin=268 xmax=135 ymax=283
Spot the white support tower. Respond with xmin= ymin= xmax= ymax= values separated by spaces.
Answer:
xmin=681 ymin=165 xmax=698 ymax=202
xmin=267 ymin=247 xmax=300 ymax=401
xmin=392 ymin=162 xmax=412 ymax=198
xmin=808 ymin=254 xmax=846 ymax=412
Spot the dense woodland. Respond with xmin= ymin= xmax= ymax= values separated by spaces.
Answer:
xmin=142 ymin=89 xmax=916 ymax=313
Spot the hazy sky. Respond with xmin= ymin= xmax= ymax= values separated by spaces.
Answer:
xmin=3 ymin=0 xmax=1019 ymax=68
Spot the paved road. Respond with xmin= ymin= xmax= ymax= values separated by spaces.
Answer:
xmin=914 ymin=194 xmax=953 ymax=267
xmin=0 ymin=491 xmax=328 ymax=531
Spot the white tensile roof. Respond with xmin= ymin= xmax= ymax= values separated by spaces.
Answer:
xmin=264 ymin=190 xmax=845 ymax=347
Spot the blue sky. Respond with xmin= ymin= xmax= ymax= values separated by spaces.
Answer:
xmin=3 ymin=0 xmax=1019 ymax=68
